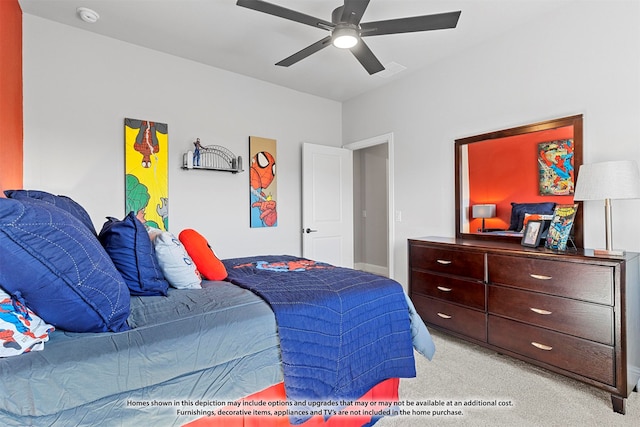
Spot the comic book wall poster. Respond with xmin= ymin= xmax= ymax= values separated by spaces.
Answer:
xmin=249 ymin=136 xmax=277 ymax=228
xmin=124 ymin=118 xmax=169 ymax=231
xmin=538 ymin=139 xmax=575 ymax=195
xmin=545 ymin=203 xmax=578 ymax=251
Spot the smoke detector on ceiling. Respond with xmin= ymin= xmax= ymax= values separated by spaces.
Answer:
xmin=77 ymin=7 xmax=100 ymax=24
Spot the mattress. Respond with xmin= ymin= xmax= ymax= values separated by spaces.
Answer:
xmin=0 ymin=281 xmax=282 ymax=426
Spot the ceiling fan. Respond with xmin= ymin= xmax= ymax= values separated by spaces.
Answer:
xmin=236 ymin=0 xmax=461 ymax=75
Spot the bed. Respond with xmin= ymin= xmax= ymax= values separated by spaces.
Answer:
xmin=0 ymin=191 xmax=434 ymax=426
xmin=0 ymin=281 xmax=282 ymax=426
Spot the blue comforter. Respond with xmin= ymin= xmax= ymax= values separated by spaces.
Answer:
xmin=223 ymin=255 xmax=421 ymax=421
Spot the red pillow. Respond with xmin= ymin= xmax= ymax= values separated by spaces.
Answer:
xmin=178 ymin=229 xmax=227 ymax=281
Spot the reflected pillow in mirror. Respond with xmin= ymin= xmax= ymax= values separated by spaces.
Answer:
xmin=521 ymin=213 xmax=554 ymax=231
xmin=509 ymin=202 xmax=556 ymax=231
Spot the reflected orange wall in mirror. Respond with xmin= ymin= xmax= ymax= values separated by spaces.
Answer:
xmin=467 ymin=125 xmax=574 ymax=231
xmin=0 ymin=0 xmax=23 ymax=197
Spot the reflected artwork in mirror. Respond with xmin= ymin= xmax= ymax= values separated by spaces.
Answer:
xmin=455 ymin=114 xmax=583 ymax=248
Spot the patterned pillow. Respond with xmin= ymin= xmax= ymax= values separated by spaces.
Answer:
xmin=0 ymin=197 xmax=130 ymax=332
xmin=4 ymin=189 xmax=97 ymax=236
xmin=0 ymin=287 xmax=54 ymax=357
xmin=98 ymin=212 xmax=169 ymax=296
xmin=149 ymin=229 xmax=202 ymax=289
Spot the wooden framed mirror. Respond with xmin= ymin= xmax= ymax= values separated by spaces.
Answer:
xmin=455 ymin=114 xmax=583 ymax=248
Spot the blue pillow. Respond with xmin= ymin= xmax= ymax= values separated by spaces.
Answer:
xmin=98 ymin=212 xmax=169 ymax=296
xmin=509 ymin=202 xmax=556 ymax=231
xmin=0 ymin=197 xmax=130 ymax=333
xmin=4 ymin=189 xmax=97 ymax=236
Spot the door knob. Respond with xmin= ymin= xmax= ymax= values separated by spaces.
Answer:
xmin=304 ymin=228 xmax=318 ymax=233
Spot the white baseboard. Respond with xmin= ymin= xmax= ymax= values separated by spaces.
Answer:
xmin=354 ymin=262 xmax=389 ymax=277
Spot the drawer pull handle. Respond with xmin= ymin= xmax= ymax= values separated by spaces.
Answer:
xmin=530 ymin=274 xmax=552 ymax=280
xmin=437 ymin=286 xmax=452 ymax=292
xmin=436 ymin=259 xmax=452 ymax=265
xmin=531 ymin=342 xmax=553 ymax=351
xmin=530 ymin=307 xmax=552 ymax=315
xmin=436 ymin=312 xmax=452 ymax=319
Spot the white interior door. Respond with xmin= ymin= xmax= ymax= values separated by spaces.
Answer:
xmin=302 ymin=143 xmax=353 ymax=268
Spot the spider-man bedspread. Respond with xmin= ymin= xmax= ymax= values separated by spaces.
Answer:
xmin=223 ymin=255 xmax=435 ymax=423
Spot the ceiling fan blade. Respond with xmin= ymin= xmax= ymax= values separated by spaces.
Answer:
xmin=276 ymin=36 xmax=333 ymax=67
xmin=350 ymin=40 xmax=384 ymax=75
xmin=361 ymin=11 xmax=461 ymax=36
xmin=341 ymin=0 xmax=370 ymax=25
xmin=237 ymin=0 xmax=334 ymax=30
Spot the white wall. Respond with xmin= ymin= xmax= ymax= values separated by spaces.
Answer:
xmin=22 ymin=15 xmax=342 ymax=259
xmin=343 ymin=1 xmax=640 ymax=286
xmin=21 ymin=2 xmax=640 ymax=285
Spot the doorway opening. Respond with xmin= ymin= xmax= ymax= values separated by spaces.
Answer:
xmin=344 ymin=133 xmax=394 ymax=279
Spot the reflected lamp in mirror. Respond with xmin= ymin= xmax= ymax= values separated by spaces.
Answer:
xmin=573 ymin=160 xmax=640 ymax=256
xmin=472 ymin=204 xmax=496 ymax=233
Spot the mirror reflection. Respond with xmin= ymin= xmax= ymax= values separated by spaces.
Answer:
xmin=455 ymin=115 xmax=583 ymax=248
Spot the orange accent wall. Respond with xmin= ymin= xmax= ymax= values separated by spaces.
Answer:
xmin=468 ymin=126 xmax=574 ymax=230
xmin=0 ymin=0 xmax=23 ymax=197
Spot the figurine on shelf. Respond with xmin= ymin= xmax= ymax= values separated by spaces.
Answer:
xmin=193 ymin=138 xmax=204 ymax=167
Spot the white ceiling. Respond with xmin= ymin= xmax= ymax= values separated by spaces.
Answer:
xmin=19 ymin=0 xmax=567 ymax=102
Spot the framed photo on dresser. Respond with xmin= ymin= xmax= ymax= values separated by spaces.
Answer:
xmin=521 ymin=220 xmax=544 ymax=247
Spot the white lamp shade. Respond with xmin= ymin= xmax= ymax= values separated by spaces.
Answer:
xmin=574 ymin=160 xmax=640 ymax=201
xmin=472 ymin=204 xmax=496 ymax=219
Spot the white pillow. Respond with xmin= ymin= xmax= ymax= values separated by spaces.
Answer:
xmin=521 ymin=213 xmax=554 ymax=232
xmin=151 ymin=231 xmax=202 ymax=289
xmin=1 ymin=288 xmax=54 ymax=357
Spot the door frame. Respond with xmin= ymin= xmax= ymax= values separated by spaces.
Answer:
xmin=343 ymin=132 xmax=395 ymax=279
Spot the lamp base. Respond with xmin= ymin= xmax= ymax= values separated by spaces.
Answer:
xmin=593 ymin=248 xmax=625 ymax=257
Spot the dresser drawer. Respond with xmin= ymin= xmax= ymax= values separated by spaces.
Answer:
xmin=411 ymin=270 xmax=485 ymax=310
xmin=487 ymin=254 xmax=613 ymax=305
xmin=410 ymin=245 xmax=484 ymax=281
xmin=488 ymin=286 xmax=613 ymax=345
xmin=412 ymin=294 xmax=486 ymax=342
xmin=488 ymin=315 xmax=614 ymax=386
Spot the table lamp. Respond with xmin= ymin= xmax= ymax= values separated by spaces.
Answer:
xmin=573 ymin=160 xmax=640 ymax=256
xmin=472 ymin=204 xmax=496 ymax=233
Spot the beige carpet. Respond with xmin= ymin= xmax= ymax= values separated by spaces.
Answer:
xmin=376 ymin=329 xmax=640 ymax=426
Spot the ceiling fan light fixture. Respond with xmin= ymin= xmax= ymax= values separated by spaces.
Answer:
xmin=332 ymin=26 xmax=359 ymax=49
xmin=236 ymin=0 xmax=461 ymax=74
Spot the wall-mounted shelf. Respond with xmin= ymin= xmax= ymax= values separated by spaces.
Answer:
xmin=182 ymin=145 xmax=243 ymax=174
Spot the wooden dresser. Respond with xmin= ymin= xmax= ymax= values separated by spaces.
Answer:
xmin=408 ymin=236 xmax=640 ymax=414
